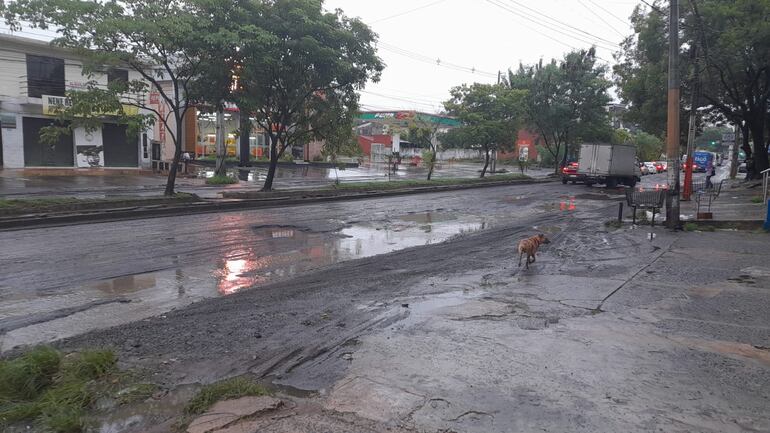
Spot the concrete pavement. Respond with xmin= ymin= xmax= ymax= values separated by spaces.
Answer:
xmin=8 ymin=185 xmax=762 ymax=433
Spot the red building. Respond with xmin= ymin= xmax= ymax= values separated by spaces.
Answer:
xmin=499 ymin=130 xmax=540 ymax=161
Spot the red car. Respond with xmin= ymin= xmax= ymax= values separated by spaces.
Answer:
xmin=561 ymin=162 xmax=585 ymax=184
xmin=654 ymin=162 xmax=664 ymax=172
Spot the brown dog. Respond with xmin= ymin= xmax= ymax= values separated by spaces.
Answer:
xmin=518 ymin=234 xmax=550 ymax=269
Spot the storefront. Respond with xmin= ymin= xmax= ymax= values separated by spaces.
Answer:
xmin=195 ymin=109 xmax=269 ymax=159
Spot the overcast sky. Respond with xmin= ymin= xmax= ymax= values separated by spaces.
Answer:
xmin=1 ymin=0 xmax=641 ymax=113
xmin=325 ymin=0 xmax=640 ymax=112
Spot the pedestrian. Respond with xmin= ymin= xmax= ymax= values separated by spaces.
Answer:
xmin=706 ymin=164 xmax=716 ymax=188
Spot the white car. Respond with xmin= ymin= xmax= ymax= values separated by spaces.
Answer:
xmin=644 ymin=162 xmax=659 ymax=174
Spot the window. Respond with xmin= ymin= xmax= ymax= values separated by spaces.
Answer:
xmin=26 ymin=55 xmax=65 ymax=98
xmin=107 ymin=69 xmax=129 ymax=86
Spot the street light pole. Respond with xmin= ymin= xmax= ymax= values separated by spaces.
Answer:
xmin=666 ymin=0 xmax=681 ymax=228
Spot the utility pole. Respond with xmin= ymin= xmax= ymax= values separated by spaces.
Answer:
xmin=665 ymin=0 xmax=681 ymax=228
xmin=729 ymin=124 xmax=740 ymax=179
xmin=682 ymin=46 xmax=699 ymax=202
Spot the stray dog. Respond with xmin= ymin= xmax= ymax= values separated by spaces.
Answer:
xmin=518 ymin=234 xmax=550 ymax=269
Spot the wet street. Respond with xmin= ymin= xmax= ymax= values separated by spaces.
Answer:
xmin=1 ymin=180 xmax=602 ymax=350
xmin=3 ymin=170 xmax=767 ymax=433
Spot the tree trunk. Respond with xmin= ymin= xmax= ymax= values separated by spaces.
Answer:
xmin=480 ymin=148 xmax=490 ymax=178
xmin=163 ymin=119 xmax=184 ymax=196
xmin=426 ymin=145 xmax=436 ymax=181
xmin=560 ymin=142 xmax=569 ymax=170
xmin=239 ymin=113 xmax=251 ymax=167
xmin=749 ymin=119 xmax=765 ymax=180
xmin=214 ymin=107 xmax=227 ymax=177
xmin=262 ymin=134 xmax=279 ymax=191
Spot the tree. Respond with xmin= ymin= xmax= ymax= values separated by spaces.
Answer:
xmin=686 ymin=0 xmax=770 ymax=177
xmin=443 ymin=84 xmax=525 ymax=178
xmin=405 ymin=116 xmax=444 ymax=180
xmin=635 ymin=131 xmax=665 ymax=161
xmin=613 ymin=2 xmax=671 ymax=138
xmin=695 ymin=126 xmax=730 ymax=151
xmin=506 ymin=48 xmax=612 ymax=173
xmin=2 ymin=0 xmax=236 ymax=195
xmin=615 ymin=0 xmax=770 ymax=178
xmin=235 ymin=0 xmax=383 ymax=191
xmin=320 ymin=113 xmax=360 ymax=185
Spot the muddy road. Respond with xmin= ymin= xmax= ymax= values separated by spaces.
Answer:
xmin=3 ymin=178 xmax=768 ymax=433
xmin=0 ymin=181 xmax=610 ymax=349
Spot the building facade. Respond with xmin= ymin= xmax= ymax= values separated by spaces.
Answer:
xmin=0 ymin=34 xmax=153 ymax=169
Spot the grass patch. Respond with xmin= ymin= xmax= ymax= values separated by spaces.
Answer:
xmin=604 ymin=220 xmax=623 ymax=229
xmin=205 ymin=175 xmax=239 ymax=185
xmin=0 ymin=195 xmax=198 ymax=216
xmin=0 ymin=346 xmax=119 ymax=432
xmin=683 ymin=222 xmax=716 ymax=232
xmin=750 ymin=196 xmax=765 ymax=204
xmin=184 ymin=377 xmax=268 ymax=415
xmin=332 ymin=174 xmax=530 ymax=191
xmin=0 ymin=197 xmax=86 ymax=210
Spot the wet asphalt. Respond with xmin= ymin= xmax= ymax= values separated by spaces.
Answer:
xmin=3 ymin=172 xmax=768 ymax=432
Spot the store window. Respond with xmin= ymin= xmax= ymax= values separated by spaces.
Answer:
xmin=107 ymin=69 xmax=129 ymax=86
xmin=26 ymin=55 xmax=65 ymax=98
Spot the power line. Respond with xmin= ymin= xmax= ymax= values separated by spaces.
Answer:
xmin=483 ymin=0 xmax=614 ymax=63
xmin=369 ymin=0 xmax=449 ymax=24
xmin=359 ymin=89 xmax=444 ymax=109
xmin=577 ymin=0 xmax=626 ymax=38
xmin=586 ymin=0 xmax=631 ymax=26
xmin=485 ymin=0 xmax=616 ymax=53
xmin=377 ymin=41 xmax=498 ymax=78
xmin=500 ymin=0 xmax=620 ymax=48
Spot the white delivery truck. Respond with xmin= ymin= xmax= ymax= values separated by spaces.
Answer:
xmin=577 ymin=143 xmax=641 ymax=188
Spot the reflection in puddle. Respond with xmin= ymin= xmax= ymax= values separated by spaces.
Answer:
xmin=214 ymin=215 xmax=486 ymax=295
xmin=0 ymin=213 xmax=490 ymax=349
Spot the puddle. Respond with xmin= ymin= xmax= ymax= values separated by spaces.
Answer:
xmin=1 ymin=213 xmax=488 ymax=350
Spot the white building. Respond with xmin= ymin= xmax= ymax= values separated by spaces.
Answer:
xmin=0 ymin=34 xmax=154 ymax=169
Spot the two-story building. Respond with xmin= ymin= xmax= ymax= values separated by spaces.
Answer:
xmin=0 ymin=34 xmax=154 ymax=170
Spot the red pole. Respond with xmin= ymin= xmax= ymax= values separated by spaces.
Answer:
xmin=683 ymin=158 xmax=693 ymax=200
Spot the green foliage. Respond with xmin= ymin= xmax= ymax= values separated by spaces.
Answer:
xmin=634 ymin=132 xmax=665 ymax=161
xmin=205 ymin=175 xmax=238 ymax=185
xmin=1 ymin=0 xmax=253 ymax=195
xmin=0 ymin=347 xmax=117 ymax=433
xmin=185 ymin=377 xmax=268 ymax=415
xmin=444 ymin=83 xmax=525 ymax=177
xmin=406 ymin=116 xmax=444 ymax=179
xmin=37 ymin=81 xmax=155 ymax=147
xmin=616 ymin=0 xmax=770 ymax=175
xmin=750 ymin=197 xmax=764 ymax=204
xmin=613 ymin=2 xmax=673 ymax=138
xmin=507 ymin=48 xmax=612 ymax=170
xmin=236 ymin=0 xmax=383 ymax=191
xmin=695 ymin=127 xmax=730 ymax=151
xmin=0 ymin=346 xmax=61 ymax=401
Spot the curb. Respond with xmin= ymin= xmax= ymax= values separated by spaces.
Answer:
xmin=0 ymin=178 xmax=554 ymax=231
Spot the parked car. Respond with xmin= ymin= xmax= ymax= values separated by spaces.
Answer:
xmin=561 ymin=162 xmax=585 ymax=184
xmin=738 ymin=161 xmax=747 ymax=173
xmin=644 ymin=162 xmax=659 ymax=174
xmin=654 ymin=161 xmax=666 ymax=172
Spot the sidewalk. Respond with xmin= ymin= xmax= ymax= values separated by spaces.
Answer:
xmin=680 ymin=178 xmax=767 ymax=222
xmin=0 ymin=163 xmax=553 ymax=200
